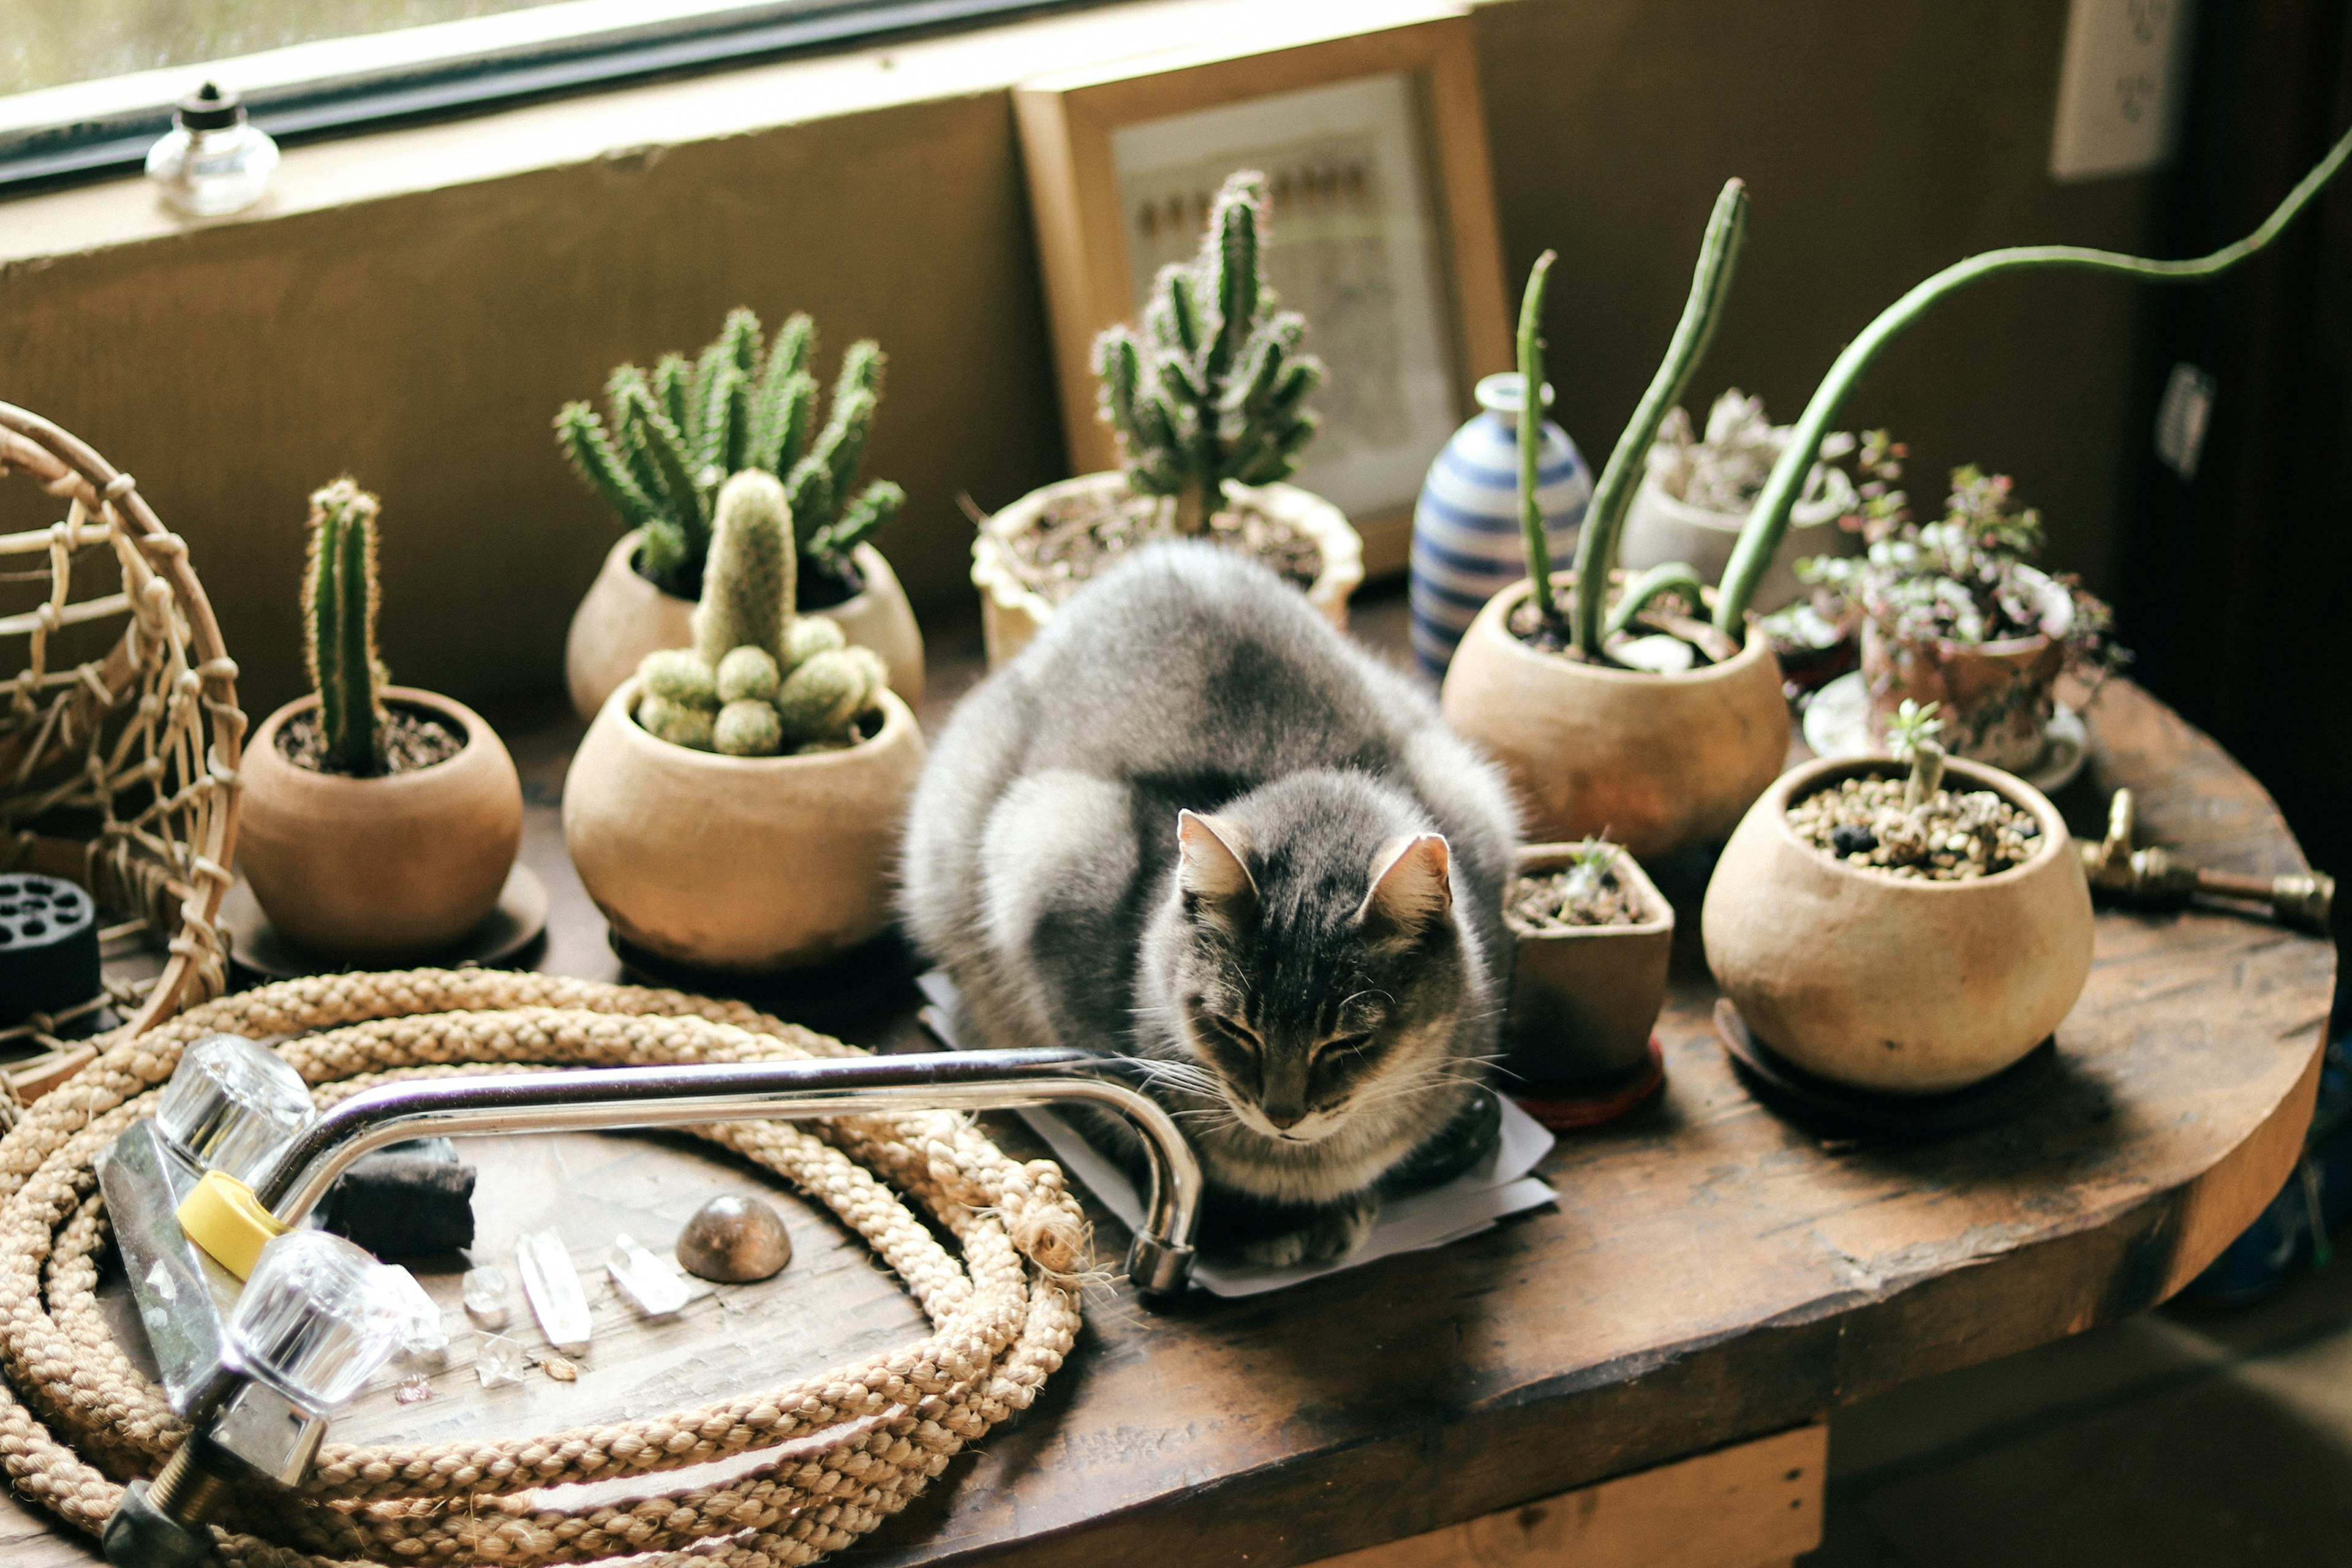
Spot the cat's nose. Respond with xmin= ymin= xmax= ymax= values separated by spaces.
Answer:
xmin=1265 ymin=1107 xmax=1304 ymax=1130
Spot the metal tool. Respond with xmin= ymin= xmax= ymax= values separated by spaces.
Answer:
xmin=98 ymin=1042 xmax=1203 ymax=1565
xmin=2080 ymin=788 xmax=2334 ymax=933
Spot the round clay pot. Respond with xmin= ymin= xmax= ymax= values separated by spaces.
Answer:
xmin=1860 ymin=565 xmax=2071 ymax=772
xmin=1439 ymin=573 xmax=1789 ymax=861
xmin=565 ymin=532 xmax=925 ymax=719
xmin=1619 ymin=474 xmax=1859 ymax=616
xmin=971 ymin=472 xmax=1365 ymax=669
xmin=238 ymin=688 xmax=522 ymax=960
xmin=561 ymin=678 xmax=927 ymax=971
xmin=1700 ymin=753 xmax=2093 ymax=1095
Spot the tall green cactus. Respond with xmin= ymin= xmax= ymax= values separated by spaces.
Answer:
xmin=1715 ymin=122 xmax=2352 ymax=636
xmin=1094 ymin=170 xmax=1324 ymax=533
xmin=693 ymin=470 xmax=796 ymax=668
xmin=556 ymin=307 xmax=903 ymax=597
xmin=301 ymin=478 xmax=386 ymax=775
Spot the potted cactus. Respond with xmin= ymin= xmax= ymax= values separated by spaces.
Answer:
xmin=1502 ymin=837 xmax=1673 ymax=1089
xmin=239 ymin=479 xmax=523 ymax=960
xmin=557 ymin=307 xmax=924 ymax=717
xmin=1445 ymin=126 xmax=2351 ymax=862
xmin=1702 ymin=699 xmax=2094 ymax=1094
xmin=1618 ymin=388 xmax=1860 ymax=614
xmin=970 ymin=170 xmax=1363 ymax=666
xmin=1795 ymin=450 xmax=2125 ymax=772
xmin=562 ymin=469 xmax=925 ymax=972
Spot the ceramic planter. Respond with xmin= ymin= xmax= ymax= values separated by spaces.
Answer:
xmin=1408 ymin=372 xmax=1591 ymax=676
xmin=565 ymin=532 xmax=925 ymax=719
xmin=1618 ymin=475 xmax=1859 ymax=617
xmin=1502 ymin=844 xmax=1673 ymax=1085
xmin=239 ymin=687 xmax=522 ymax=960
xmin=1439 ymin=573 xmax=1789 ymax=862
xmin=561 ymin=677 xmax=926 ymax=971
xmin=1860 ymin=565 xmax=2071 ymax=773
xmin=971 ymin=472 xmax=1364 ymax=669
xmin=1701 ymin=753 xmax=2092 ymax=1095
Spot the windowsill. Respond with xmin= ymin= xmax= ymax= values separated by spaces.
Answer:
xmin=0 ymin=0 xmax=1472 ymax=268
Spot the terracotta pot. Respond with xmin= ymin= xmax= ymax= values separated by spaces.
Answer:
xmin=238 ymin=688 xmax=522 ymax=960
xmin=1619 ymin=475 xmax=1860 ymax=616
xmin=561 ymin=677 xmax=927 ymax=971
xmin=1502 ymin=844 xmax=1673 ymax=1084
xmin=971 ymin=472 xmax=1365 ymax=669
xmin=565 ymin=532 xmax=925 ymax=719
xmin=1860 ymin=566 xmax=2071 ymax=773
xmin=1439 ymin=573 xmax=1789 ymax=861
xmin=1700 ymin=754 xmax=2093 ymax=1095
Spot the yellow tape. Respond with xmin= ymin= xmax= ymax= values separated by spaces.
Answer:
xmin=175 ymin=1169 xmax=287 ymax=1280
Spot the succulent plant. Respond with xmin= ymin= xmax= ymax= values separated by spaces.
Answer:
xmin=555 ymin=307 xmax=904 ymax=599
xmin=1093 ymin=170 xmax=1325 ymax=534
xmin=1645 ymin=390 xmax=1857 ymax=520
xmin=1506 ymin=124 xmax=2352 ymax=668
xmin=633 ymin=470 xmax=888 ymax=756
xmin=1884 ymin=699 xmax=1947 ymax=808
xmin=301 ymin=477 xmax=388 ymax=775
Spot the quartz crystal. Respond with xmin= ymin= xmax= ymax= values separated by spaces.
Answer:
xmin=461 ymin=1264 xmax=510 ymax=1328
xmin=515 ymin=1229 xmax=592 ymax=1354
xmin=394 ymin=1376 xmax=434 ymax=1405
xmin=475 ymin=1333 xmax=529 ymax=1388
xmin=607 ymin=1232 xmax=692 ymax=1317
xmin=382 ymin=1265 xmax=449 ymax=1360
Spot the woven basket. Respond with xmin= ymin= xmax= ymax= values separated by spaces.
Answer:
xmin=0 ymin=400 xmax=244 ymax=1109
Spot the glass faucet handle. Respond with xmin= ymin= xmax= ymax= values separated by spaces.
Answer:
xmin=154 ymin=1033 xmax=315 ymax=1186
xmin=229 ymin=1230 xmax=407 ymax=1409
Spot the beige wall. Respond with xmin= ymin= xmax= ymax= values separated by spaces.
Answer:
xmin=0 ymin=0 xmax=2168 ymax=718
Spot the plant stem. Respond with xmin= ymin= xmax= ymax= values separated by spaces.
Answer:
xmin=1606 ymin=562 xmax=1709 ymax=639
xmin=1717 ymin=123 xmax=2352 ymax=636
xmin=1572 ymin=179 xmax=1747 ymax=661
xmin=1516 ymin=250 xmax=1559 ymax=625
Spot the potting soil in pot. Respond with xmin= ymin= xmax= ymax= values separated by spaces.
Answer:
xmin=1787 ymin=774 xmax=2041 ymax=881
xmin=1005 ymin=487 xmax=1319 ymax=605
xmin=1506 ymin=861 xmax=1646 ymax=930
xmin=277 ymin=703 xmax=463 ymax=774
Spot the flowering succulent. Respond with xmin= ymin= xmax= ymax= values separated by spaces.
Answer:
xmin=1883 ymin=698 xmax=1946 ymax=807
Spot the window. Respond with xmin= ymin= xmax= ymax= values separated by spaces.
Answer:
xmin=0 ymin=0 xmax=1092 ymax=195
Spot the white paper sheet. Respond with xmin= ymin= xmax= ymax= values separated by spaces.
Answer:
xmin=916 ymin=972 xmax=1558 ymax=1297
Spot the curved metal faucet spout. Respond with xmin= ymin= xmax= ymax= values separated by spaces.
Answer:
xmin=251 ymin=1047 xmax=1200 ymax=1295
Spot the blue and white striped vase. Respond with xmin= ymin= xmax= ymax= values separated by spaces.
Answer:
xmin=1409 ymin=373 xmax=1593 ymax=676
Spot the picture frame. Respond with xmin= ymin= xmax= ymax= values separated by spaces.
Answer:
xmin=1013 ymin=6 xmax=1512 ymax=575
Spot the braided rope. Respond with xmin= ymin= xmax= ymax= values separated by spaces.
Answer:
xmin=0 ymin=969 xmax=1088 ymax=1567
xmin=0 ymin=402 xmax=245 ymax=1079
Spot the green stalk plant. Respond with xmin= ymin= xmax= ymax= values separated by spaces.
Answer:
xmin=302 ymin=477 xmax=387 ymax=775
xmin=555 ymin=308 xmax=905 ymax=599
xmin=1516 ymin=124 xmax=2352 ymax=667
xmin=1094 ymin=170 xmax=1325 ymax=533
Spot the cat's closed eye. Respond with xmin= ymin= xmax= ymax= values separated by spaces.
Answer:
xmin=1202 ymin=1016 xmax=1263 ymax=1057
xmin=1314 ymin=1033 xmax=1374 ymax=1060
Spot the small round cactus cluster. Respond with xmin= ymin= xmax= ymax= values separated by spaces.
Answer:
xmin=633 ymin=469 xmax=889 ymax=756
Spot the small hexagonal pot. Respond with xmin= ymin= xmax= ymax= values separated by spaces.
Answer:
xmin=1501 ymin=843 xmax=1674 ymax=1086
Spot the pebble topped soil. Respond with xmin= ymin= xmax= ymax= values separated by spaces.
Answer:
xmin=1004 ymin=489 xmax=1321 ymax=605
xmin=1789 ymin=774 xmax=2043 ymax=881
xmin=1506 ymin=862 xmax=1647 ymax=930
xmin=279 ymin=704 xmax=463 ymax=776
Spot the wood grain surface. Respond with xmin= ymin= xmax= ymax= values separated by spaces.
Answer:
xmin=2 ymin=614 xmax=2332 ymax=1568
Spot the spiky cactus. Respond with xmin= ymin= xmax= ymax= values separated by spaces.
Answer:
xmin=635 ymin=472 xmax=888 ymax=756
xmin=1093 ymin=170 xmax=1324 ymax=533
xmin=302 ymin=478 xmax=388 ymax=775
xmin=556 ymin=307 xmax=904 ymax=597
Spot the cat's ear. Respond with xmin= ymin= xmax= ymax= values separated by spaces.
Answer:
xmin=1177 ymin=810 xmax=1257 ymax=927
xmin=1358 ymin=833 xmax=1452 ymax=937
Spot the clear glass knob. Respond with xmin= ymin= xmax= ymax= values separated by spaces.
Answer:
xmin=145 ymin=82 xmax=278 ymax=218
xmin=155 ymin=1033 xmax=314 ymax=1186
xmin=231 ymin=1229 xmax=405 ymax=1408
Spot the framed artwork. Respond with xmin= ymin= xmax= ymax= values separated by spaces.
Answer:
xmin=1014 ymin=6 xmax=1512 ymax=573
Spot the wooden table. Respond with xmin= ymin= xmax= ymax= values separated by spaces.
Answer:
xmin=3 ymin=594 xmax=2335 ymax=1568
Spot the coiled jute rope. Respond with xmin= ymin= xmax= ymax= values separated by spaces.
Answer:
xmin=0 ymin=968 xmax=1090 ymax=1567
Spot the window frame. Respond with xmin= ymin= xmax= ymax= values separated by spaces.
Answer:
xmin=0 ymin=0 xmax=1102 ymax=195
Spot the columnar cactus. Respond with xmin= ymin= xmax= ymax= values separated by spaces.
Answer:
xmin=556 ymin=308 xmax=905 ymax=597
xmin=636 ymin=469 xmax=889 ymax=756
xmin=1886 ymin=699 xmax=1947 ymax=809
xmin=302 ymin=477 xmax=387 ymax=775
xmin=1093 ymin=170 xmax=1324 ymax=534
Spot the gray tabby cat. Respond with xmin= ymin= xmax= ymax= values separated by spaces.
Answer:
xmin=901 ymin=542 xmax=1519 ymax=1265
